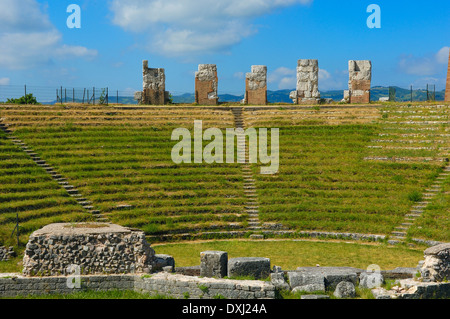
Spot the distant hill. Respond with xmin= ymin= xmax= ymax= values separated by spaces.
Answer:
xmin=42 ymin=86 xmax=444 ymax=105
xmin=172 ymin=86 xmax=445 ymax=104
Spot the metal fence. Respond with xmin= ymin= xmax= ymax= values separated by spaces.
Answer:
xmin=0 ymin=84 xmax=445 ymax=105
xmin=0 ymin=85 xmax=138 ymax=105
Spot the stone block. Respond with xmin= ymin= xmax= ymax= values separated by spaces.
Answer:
xmin=154 ymin=254 xmax=175 ymax=271
xmin=200 ymin=251 xmax=228 ymax=278
xmin=359 ymin=272 xmax=384 ymax=289
xmin=287 ymin=272 xmax=326 ymax=291
xmin=333 ymin=281 xmax=356 ymax=298
xmin=228 ymin=257 xmax=271 ymax=280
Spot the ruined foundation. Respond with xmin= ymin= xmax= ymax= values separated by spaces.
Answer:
xmin=244 ymin=65 xmax=267 ymax=105
xmin=290 ymin=59 xmax=320 ymax=105
xmin=141 ymin=60 xmax=169 ymax=105
xmin=22 ymin=223 xmax=156 ymax=276
xmin=348 ymin=60 xmax=372 ymax=104
xmin=195 ymin=64 xmax=218 ymax=105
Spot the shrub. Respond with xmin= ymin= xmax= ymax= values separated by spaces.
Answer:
xmin=7 ymin=94 xmax=39 ymax=105
xmin=408 ymin=191 xmax=423 ymax=202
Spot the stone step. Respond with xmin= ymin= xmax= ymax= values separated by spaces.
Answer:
xmin=67 ymin=189 xmax=79 ymax=194
xmin=63 ymin=185 xmax=75 ymax=190
xmin=58 ymin=181 xmax=69 ymax=185
xmin=391 ymin=231 xmax=407 ymax=236
xmin=83 ymin=206 xmax=94 ymax=210
xmin=406 ymin=214 xmax=420 ymax=218
xmin=246 ymin=210 xmax=259 ymax=214
xmin=90 ymin=210 xmax=101 ymax=215
xmin=395 ymin=227 xmax=408 ymax=231
xmin=248 ymin=222 xmax=260 ymax=227
xmin=249 ymin=234 xmax=264 ymax=240
xmin=401 ymin=223 xmax=413 ymax=226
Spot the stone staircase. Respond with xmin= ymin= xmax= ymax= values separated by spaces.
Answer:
xmin=0 ymin=120 xmax=107 ymax=222
xmin=389 ymin=162 xmax=450 ymax=245
xmin=232 ymin=108 xmax=263 ymax=238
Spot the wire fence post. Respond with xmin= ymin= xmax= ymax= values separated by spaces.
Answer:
xmin=73 ymin=88 xmax=75 ymax=103
xmin=106 ymin=87 xmax=109 ymax=106
xmin=117 ymin=90 xmax=119 ymax=104
xmin=83 ymin=88 xmax=86 ymax=104
xmin=410 ymin=85 xmax=413 ymax=102
xmin=60 ymin=86 xmax=63 ymax=105
xmin=93 ymin=87 xmax=95 ymax=105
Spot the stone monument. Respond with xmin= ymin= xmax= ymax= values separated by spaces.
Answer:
xmin=348 ymin=60 xmax=372 ymax=104
xmin=195 ymin=64 xmax=218 ymax=105
xmin=290 ymin=59 xmax=320 ymax=105
xmin=140 ymin=60 xmax=169 ymax=105
xmin=244 ymin=65 xmax=267 ymax=105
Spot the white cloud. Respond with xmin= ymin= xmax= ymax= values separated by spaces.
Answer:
xmin=0 ymin=0 xmax=97 ymax=70
xmin=110 ymin=0 xmax=313 ymax=56
xmin=268 ymin=67 xmax=296 ymax=89
xmin=0 ymin=78 xmax=10 ymax=85
xmin=398 ymin=47 xmax=449 ymax=76
xmin=436 ymin=47 xmax=449 ymax=64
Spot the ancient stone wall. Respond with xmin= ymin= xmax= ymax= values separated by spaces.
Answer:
xmin=142 ymin=60 xmax=168 ymax=105
xmin=244 ymin=65 xmax=267 ymax=105
xmin=22 ymin=223 xmax=156 ymax=276
xmin=290 ymin=59 xmax=320 ymax=104
xmin=348 ymin=60 xmax=372 ymax=104
xmin=445 ymin=50 xmax=450 ymax=102
xmin=420 ymin=243 xmax=450 ymax=282
xmin=195 ymin=64 xmax=218 ymax=105
xmin=0 ymin=246 xmax=15 ymax=261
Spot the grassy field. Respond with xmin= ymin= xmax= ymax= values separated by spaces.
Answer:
xmin=153 ymin=239 xmax=424 ymax=270
xmin=0 ymin=104 xmax=448 ymax=247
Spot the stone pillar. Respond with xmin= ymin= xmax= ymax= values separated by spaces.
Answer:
xmin=445 ymin=50 xmax=450 ymax=102
xmin=244 ymin=65 xmax=267 ymax=105
xmin=289 ymin=59 xmax=320 ymax=105
xmin=348 ymin=60 xmax=372 ymax=104
xmin=142 ymin=60 xmax=167 ymax=105
xmin=200 ymin=251 xmax=228 ymax=278
xmin=195 ymin=64 xmax=218 ymax=105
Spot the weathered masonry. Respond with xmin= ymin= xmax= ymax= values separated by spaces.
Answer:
xmin=348 ymin=60 xmax=372 ymax=104
xmin=195 ymin=64 xmax=218 ymax=105
xmin=290 ymin=59 xmax=320 ymax=105
xmin=445 ymin=49 xmax=450 ymax=102
xmin=22 ymin=223 xmax=156 ymax=276
xmin=244 ymin=65 xmax=267 ymax=105
xmin=140 ymin=60 xmax=169 ymax=105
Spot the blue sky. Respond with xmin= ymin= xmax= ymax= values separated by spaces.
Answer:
xmin=0 ymin=0 xmax=449 ymax=95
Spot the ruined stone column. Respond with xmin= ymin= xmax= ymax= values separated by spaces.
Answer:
xmin=142 ymin=60 xmax=168 ymax=105
xmin=244 ymin=65 xmax=267 ymax=105
xmin=348 ymin=60 xmax=372 ymax=104
xmin=195 ymin=64 xmax=218 ymax=105
xmin=445 ymin=50 xmax=450 ymax=102
xmin=289 ymin=59 xmax=320 ymax=105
